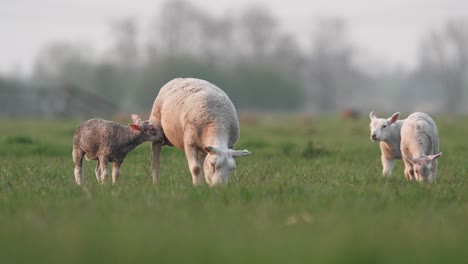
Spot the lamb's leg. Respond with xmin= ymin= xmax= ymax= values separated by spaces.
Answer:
xmin=151 ymin=142 xmax=162 ymax=184
xmin=112 ymin=162 xmax=121 ymax=185
xmin=381 ymin=155 xmax=394 ymax=177
xmin=185 ymin=146 xmax=204 ymax=185
xmin=431 ymin=159 xmax=438 ymax=182
xmin=402 ymin=159 xmax=414 ymax=181
xmin=99 ymin=158 xmax=109 ymax=184
xmin=73 ymin=148 xmax=84 ymax=186
xmin=95 ymin=160 xmax=101 ymax=182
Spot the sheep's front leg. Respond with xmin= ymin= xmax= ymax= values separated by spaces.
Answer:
xmin=151 ymin=142 xmax=162 ymax=184
xmin=112 ymin=162 xmax=121 ymax=185
xmin=402 ymin=159 xmax=414 ymax=181
xmin=381 ymin=155 xmax=394 ymax=177
xmin=73 ymin=149 xmax=84 ymax=186
xmin=185 ymin=146 xmax=204 ymax=185
xmin=95 ymin=160 xmax=101 ymax=182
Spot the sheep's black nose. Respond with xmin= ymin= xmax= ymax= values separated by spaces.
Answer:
xmin=371 ymin=134 xmax=377 ymax=140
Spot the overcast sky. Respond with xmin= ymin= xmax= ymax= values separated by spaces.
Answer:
xmin=1 ymin=0 xmax=467 ymax=75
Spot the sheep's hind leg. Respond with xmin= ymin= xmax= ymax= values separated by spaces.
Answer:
xmin=99 ymin=158 xmax=109 ymax=184
xmin=112 ymin=162 xmax=122 ymax=185
xmin=73 ymin=148 xmax=84 ymax=186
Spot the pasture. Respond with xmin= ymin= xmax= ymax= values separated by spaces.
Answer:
xmin=0 ymin=115 xmax=467 ymax=263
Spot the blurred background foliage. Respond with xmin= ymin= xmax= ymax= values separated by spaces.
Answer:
xmin=1 ymin=0 xmax=468 ymax=117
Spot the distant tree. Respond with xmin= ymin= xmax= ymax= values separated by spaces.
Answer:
xmin=272 ymin=33 xmax=304 ymax=75
xmin=151 ymin=0 xmax=203 ymax=56
xmin=109 ymin=18 xmax=139 ymax=69
xmin=418 ymin=19 xmax=468 ymax=113
xmin=197 ymin=14 xmax=236 ymax=65
xmin=33 ymin=43 xmax=95 ymax=89
xmin=238 ymin=5 xmax=279 ymax=63
xmin=108 ymin=18 xmax=140 ymax=109
xmin=307 ymin=18 xmax=361 ymax=113
xmin=231 ymin=64 xmax=304 ymax=111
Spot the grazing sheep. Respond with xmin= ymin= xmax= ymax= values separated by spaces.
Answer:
xmin=149 ymin=78 xmax=251 ymax=186
xmin=369 ymin=111 xmax=405 ymax=176
xmin=400 ymin=112 xmax=441 ymax=182
xmin=72 ymin=114 xmax=163 ymax=185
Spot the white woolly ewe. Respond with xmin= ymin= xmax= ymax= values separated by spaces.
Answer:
xmin=149 ymin=78 xmax=251 ymax=186
xmin=400 ymin=112 xmax=441 ymax=182
xmin=369 ymin=111 xmax=405 ymax=176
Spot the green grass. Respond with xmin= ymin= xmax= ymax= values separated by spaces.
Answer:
xmin=0 ymin=116 xmax=467 ymax=263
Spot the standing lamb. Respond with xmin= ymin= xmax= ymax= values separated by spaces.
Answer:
xmin=400 ymin=112 xmax=441 ymax=182
xmin=149 ymin=78 xmax=251 ymax=186
xmin=72 ymin=114 xmax=163 ymax=185
xmin=369 ymin=111 xmax=405 ymax=176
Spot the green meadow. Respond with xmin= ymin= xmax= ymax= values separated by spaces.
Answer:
xmin=0 ymin=115 xmax=467 ymax=263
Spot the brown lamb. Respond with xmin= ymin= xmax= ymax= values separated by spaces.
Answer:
xmin=72 ymin=114 xmax=163 ymax=185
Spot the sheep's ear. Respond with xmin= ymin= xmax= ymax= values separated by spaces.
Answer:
xmin=428 ymin=152 xmax=442 ymax=161
xmin=129 ymin=124 xmax=141 ymax=131
xmin=231 ymin=149 xmax=251 ymax=158
xmin=131 ymin=114 xmax=142 ymax=125
xmin=388 ymin=112 xmax=400 ymax=124
xmin=369 ymin=111 xmax=377 ymax=120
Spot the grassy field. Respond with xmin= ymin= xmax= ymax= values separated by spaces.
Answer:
xmin=0 ymin=115 xmax=467 ymax=263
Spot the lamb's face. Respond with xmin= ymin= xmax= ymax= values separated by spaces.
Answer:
xmin=369 ymin=118 xmax=392 ymax=141
xmin=203 ymin=146 xmax=251 ymax=187
xmin=407 ymin=153 xmax=442 ymax=182
xmin=369 ymin=111 xmax=400 ymax=142
xmin=140 ymin=121 xmax=163 ymax=142
xmin=412 ymin=161 xmax=433 ymax=182
xmin=203 ymin=151 xmax=236 ymax=186
xmin=129 ymin=115 xmax=163 ymax=143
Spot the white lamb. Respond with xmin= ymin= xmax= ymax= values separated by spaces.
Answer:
xmin=149 ymin=78 xmax=251 ymax=186
xmin=369 ymin=111 xmax=405 ymax=176
xmin=400 ymin=112 xmax=441 ymax=182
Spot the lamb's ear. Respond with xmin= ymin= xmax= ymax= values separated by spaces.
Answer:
xmin=369 ymin=111 xmax=377 ymax=120
xmin=131 ymin=114 xmax=142 ymax=125
xmin=129 ymin=124 xmax=141 ymax=131
xmin=428 ymin=152 xmax=442 ymax=161
xmin=231 ymin=149 xmax=251 ymax=158
xmin=388 ymin=112 xmax=400 ymax=124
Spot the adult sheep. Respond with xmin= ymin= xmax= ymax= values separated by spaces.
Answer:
xmin=149 ymin=78 xmax=251 ymax=186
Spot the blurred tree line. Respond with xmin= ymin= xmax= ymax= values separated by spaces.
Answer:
xmin=1 ymin=0 xmax=468 ymax=116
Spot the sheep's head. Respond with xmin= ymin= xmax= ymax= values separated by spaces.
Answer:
xmin=406 ymin=153 xmax=442 ymax=182
xmin=369 ymin=111 xmax=400 ymax=142
xmin=203 ymin=146 xmax=251 ymax=186
xmin=129 ymin=114 xmax=163 ymax=142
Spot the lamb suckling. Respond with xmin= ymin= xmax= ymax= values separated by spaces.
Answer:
xmin=149 ymin=78 xmax=251 ymax=186
xmin=72 ymin=114 xmax=163 ymax=185
xmin=369 ymin=111 xmax=405 ymax=176
xmin=400 ymin=112 xmax=441 ymax=182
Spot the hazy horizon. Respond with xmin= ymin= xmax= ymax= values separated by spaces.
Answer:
xmin=2 ymin=0 xmax=467 ymax=76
